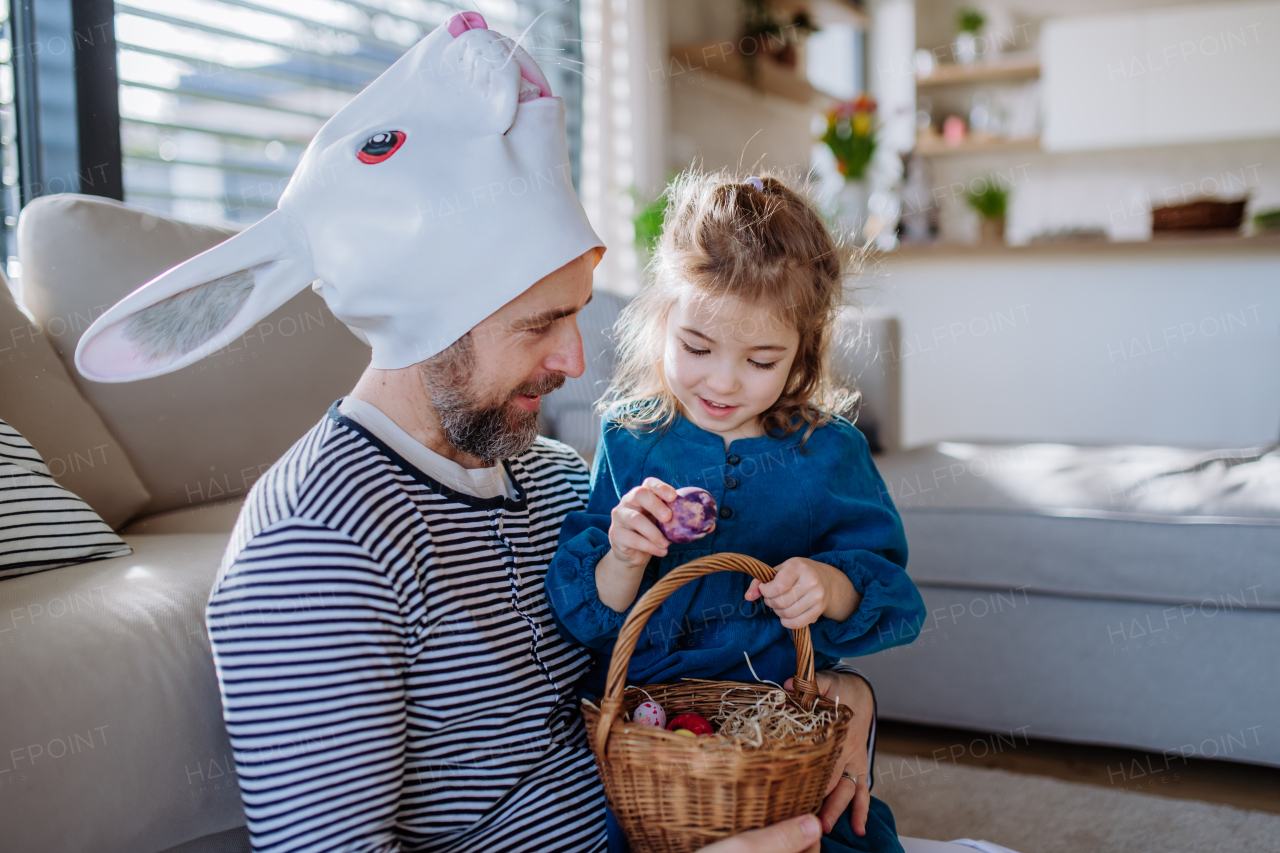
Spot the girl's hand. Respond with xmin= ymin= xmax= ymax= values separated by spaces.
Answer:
xmin=745 ymin=557 xmax=860 ymax=628
xmin=607 ymin=477 xmax=677 ymax=571
xmin=596 ymin=478 xmax=677 ymax=612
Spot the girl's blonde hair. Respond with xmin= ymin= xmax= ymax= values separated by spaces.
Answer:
xmin=600 ymin=169 xmax=860 ymax=448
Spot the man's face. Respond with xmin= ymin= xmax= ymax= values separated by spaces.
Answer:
xmin=419 ymin=250 xmax=595 ymax=463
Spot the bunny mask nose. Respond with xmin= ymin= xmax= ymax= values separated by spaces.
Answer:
xmin=446 ymin=11 xmax=487 ymax=36
xmin=447 ymin=11 xmax=551 ymax=102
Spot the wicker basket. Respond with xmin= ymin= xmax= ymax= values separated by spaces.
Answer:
xmin=1151 ymin=199 xmax=1246 ymax=231
xmin=582 ymin=553 xmax=854 ymax=853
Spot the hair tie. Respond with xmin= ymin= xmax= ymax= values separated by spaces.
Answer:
xmin=745 ymin=176 xmax=764 ymax=192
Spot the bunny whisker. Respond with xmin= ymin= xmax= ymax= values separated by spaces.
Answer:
xmin=540 ymin=63 xmax=592 ymax=82
xmin=529 ymin=55 xmax=590 ymax=67
xmin=500 ymin=0 xmax=570 ymax=70
xmin=529 ymin=56 xmax=593 ymax=68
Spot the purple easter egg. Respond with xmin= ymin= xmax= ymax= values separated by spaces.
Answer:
xmin=659 ymin=487 xmax=718 ymax=543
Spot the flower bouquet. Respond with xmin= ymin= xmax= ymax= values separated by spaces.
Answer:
xmin=819 ymin=94 xmax=878 ymax=181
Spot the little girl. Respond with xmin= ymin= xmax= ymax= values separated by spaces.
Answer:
xmin=545 ymin=172 xmax=925 ymax=853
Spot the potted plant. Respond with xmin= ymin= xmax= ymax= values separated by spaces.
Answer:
xmin=819 ymin=94 xmax=878 ymax=237
xmin=632 ymin=189 xmax=668 ymax=255
xmin=955 ymin=8 xmax=985 ymax=65
xmin=963 ymin=176 xmax=1009 ymax=243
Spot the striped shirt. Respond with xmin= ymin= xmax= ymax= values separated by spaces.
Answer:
xmin=207 ymin=402 xmax=607 ymax=853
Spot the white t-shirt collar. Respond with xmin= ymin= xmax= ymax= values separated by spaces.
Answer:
xmin=337 ymin=396 xmax=517 ymax=500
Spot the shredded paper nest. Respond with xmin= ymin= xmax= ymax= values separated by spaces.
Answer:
xmin=712 ymin=686 xmax=836 ymax=749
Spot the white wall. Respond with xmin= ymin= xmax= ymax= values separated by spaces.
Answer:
xmin=1042 ymin=1 xmax=1280 ymax=151
xmin=663 ymin=0 xmax=821 ymax=176
xmin=864 ymin=247 xmax=1280 ymax=448
xmin=668 ymin=74 xmax=817 ymax=174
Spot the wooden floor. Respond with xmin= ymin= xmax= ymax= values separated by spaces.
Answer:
xmin=876 ymin=721 xmax=1280 ymax=815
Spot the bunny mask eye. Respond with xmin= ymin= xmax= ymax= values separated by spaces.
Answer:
xmin=358 ymin=131 xmax=406 ymax=164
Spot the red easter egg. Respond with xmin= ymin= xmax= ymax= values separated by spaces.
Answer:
xmin=667 ymin=712 xmax=714 ymax=736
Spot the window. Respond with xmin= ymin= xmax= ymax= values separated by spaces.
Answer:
xmin=0 ymin=7 xmax=20 ymax=263
xmin=1 ymin=0 xmax=582 ymax=272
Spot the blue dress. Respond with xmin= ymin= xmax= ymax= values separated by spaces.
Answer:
xmin=546 ymin=408 xmax=924 ymax=852
xmin=547 ymin=408 xmax=925 ymax=696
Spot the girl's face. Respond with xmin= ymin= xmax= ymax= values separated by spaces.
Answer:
xmin=663 ymin=291 xmax=799 ymax=444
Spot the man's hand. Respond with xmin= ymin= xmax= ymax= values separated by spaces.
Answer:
xmin=784 ymin=670 xmax=874 ymax=836
xmin=745 ymin=557 xmax=860 ymax=627
xmin=695 ymin=814 xmax=822 ymax=853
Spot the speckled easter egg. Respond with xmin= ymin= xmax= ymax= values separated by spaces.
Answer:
xmin=659 ymin=487 xmax=717 ymax=543
xmin=634 ymin=701 xmax=666 ymax=728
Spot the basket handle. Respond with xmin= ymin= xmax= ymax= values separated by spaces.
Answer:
xmin=595 ymin=552 xmax=820 ymax=757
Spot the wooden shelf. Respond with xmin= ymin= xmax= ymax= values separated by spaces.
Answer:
xmin=669 ymin=42 xmax=834 ymax=105
xmin=914 ymin=133 xmax=1041 ymax=156
xmin=884 ymin=231 xmax=1280 ymax=261
xmin=804 ymin=0 xmax=870 ymax=28
xmin=916 ymin=57 xmax=1040 ymax=88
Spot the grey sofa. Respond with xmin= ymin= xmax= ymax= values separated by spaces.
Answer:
xmin=863 ymin=441 xmax=1279 ymax=768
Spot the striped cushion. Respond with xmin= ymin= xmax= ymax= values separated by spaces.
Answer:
xmin=1 ymin=418 xmax=131 ymax=579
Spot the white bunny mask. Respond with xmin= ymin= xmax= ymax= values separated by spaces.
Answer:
xmin=75 ymin=12 xmax=604 ymax=383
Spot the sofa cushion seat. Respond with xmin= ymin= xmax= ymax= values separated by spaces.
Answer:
xmin=122 ymin=497 xmax=246 ymax=537
xmin=0 ymin=533 xmax=243 ymax=853
xmin=876 ymin=442 xmax=1280 ymax=609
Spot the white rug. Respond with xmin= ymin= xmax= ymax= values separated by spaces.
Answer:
xmin=876 ymin=752 xmax=1280 ymax=853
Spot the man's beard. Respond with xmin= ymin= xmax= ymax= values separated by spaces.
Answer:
xmin=419 ymin=333 xmax=565 ymax=465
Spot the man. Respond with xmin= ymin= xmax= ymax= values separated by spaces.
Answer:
xmin=205 ymin=250 xmax=878 ymax=852
xmin=75 ymin=13 xmax=877 ymax=850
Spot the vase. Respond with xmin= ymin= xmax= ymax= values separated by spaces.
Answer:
xmin=836 ymin=179 xmax=869 ymax=241
xmin=980 ymin=216 xmax=1005 ymax=244
xmin=955 ymin=31 xmax=979 ymax=65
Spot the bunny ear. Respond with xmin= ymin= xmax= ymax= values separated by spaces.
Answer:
xmin=75 ymin=211 xmax=316 ymax=383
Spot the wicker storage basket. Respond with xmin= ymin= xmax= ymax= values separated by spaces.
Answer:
xmin=582 ymin=553 xmax=854 ymax=853
xmin=1151 ymin=199 xmax=1246 ymax=231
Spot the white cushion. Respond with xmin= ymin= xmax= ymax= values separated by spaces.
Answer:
xmin=0 ymin=418 xmax=131 ymax=579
